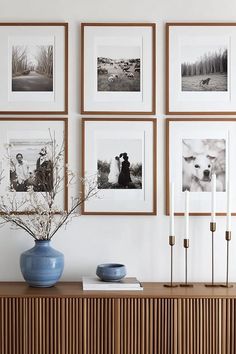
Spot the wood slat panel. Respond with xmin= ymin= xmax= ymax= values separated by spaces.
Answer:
xmin=118 ymin=297 xmax=236 ymax=354
xmin=0 ymin=294 xmax=235 ymax=353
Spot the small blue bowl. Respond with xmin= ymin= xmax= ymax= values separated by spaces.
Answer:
xmin=96 ymin=263 xmax=126 ymax=282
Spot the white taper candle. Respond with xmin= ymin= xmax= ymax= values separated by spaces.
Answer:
xmin=211 ymin=174 xmax=216 ymax=223
xmin=185 ymin=190 xmax=189 ymax=239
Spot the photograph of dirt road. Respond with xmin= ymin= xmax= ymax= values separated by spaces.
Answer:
xmin=12 ymin=44 xmax=53 ymax=92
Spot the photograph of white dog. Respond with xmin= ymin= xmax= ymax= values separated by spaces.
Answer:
xmin=182 ymin=139 xmax=225 ymax=192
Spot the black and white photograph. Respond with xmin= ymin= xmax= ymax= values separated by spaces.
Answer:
xmin=166 ymin=118 xmax=236 ymax=215
xmin=0 ymin=23 xmax=68 ymax=113
xmin=12 ymin=44 xmax=53 ymax=92
xmin=83 ymin=118 xmax=156 ymax=214
xmin=0 ymin=118 xmax=67 ymax=213
xmin=97 ymin=139 xmax=142 ymax=189
xmin=82 ymin=23 xmax=155 ymax=114
xmin=97 ymin=45 xmax=141 ymax=92
xmin=181 ymin=44 xmax=228 ymax=92
xmin=9 ymin=138 xmax=53 ymax=192
xmin=166 ymin=24 xmax=236 ymax=114
xmin=182 ymin=139 xmax=226 ymax=192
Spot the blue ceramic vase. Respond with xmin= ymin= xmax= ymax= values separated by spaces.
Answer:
xmin=20 ymin=240 xmax=64 ymax=287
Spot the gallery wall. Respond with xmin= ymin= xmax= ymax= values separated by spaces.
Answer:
xmin=1 ymin=0 xmax=236 ymax=282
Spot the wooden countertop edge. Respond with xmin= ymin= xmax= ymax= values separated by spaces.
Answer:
xmin=0 ymin=282 xmax=236 ymax=298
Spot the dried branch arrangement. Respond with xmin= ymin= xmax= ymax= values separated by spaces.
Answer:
xmin=0 ymin=131 xmax=97 ymax=240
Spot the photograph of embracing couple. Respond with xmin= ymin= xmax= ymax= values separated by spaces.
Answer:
xmin=97 ymin=139 xmax=142 ymax=189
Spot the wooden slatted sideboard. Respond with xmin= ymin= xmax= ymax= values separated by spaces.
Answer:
xmin=0 ymin=282 xmax=235 ymax=354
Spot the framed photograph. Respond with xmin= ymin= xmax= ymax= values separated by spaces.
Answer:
xmin=166 ymin=118 xmax=236 ymax=215
xmin=0 ymin=118 xmax=68 ymax=213
xmin=166 ymin=23 xmax=236 ymax=114
xmin=0 ymin=23 xmax=68 ymax=114
xmin=82 ymin=118 xmax=157 ymax=215
xmin=81 ymin=23 xmax=156 ymax=115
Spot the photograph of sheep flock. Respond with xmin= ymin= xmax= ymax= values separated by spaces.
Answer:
xmin=181 ymin=43 xmax=228 ymax=91
xmin=12 ymin=44 xmax=53 ymax=92
xmin=97 ymin=45 xmax=141 ymax=92
xmin=97 ymin=138 xmax=142 ymax=189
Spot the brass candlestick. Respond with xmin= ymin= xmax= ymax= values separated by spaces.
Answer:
xmin=205 ymin=222 xmax=221 ymax=287
xmin=221 ymin=231 xmax=233 ymax=288
xmin=180 ymin=238 xmax=193 ymax=287
xmin=164 ymin=236 xmax=178 ymax=288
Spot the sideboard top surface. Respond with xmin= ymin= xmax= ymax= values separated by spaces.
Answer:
xmin=0 ymin=282 xmax=236 ymax=298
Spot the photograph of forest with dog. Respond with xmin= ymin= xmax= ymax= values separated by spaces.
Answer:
xmin=182 ymin=139 xmax=226 ymax=192
xmin=181 ymin=43 xmax=228 ymax=91
xmin=97 ymin=138 xmax=142 ymax=189
xmin=12 ymin=43 xmax=53 ymax=92
xmin=97 ymin=45 xmax=141 ymax=92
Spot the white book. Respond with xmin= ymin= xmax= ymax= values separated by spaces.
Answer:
xmin=82 ymin=277 xmax=143 ymax=291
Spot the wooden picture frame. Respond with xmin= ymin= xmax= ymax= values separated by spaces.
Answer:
xmin=81 ymin=23 xmax=156 ymax=115
xmin=166 ymin=23 xmax=236 ymax=115
xmin=0 ymin=23 xmax=68 ymax=114
xmin=82 ymin=118 xmax=157 ymax=215
xmin=0 ymin=117 xmax=68 ymax=214
xmin=166 ymin=118 xmax=236 ymax=216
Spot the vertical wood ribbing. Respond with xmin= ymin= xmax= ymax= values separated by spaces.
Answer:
xmin=109 ymin=299 xmax=112 ymax=354
xmin=168 ymin=298 xmax=171 ymax=354
xmin=119 ymin=298 xmax=173 ymax=354
xmin=118 ymin=297 xmax=236 ymax=354
xmin=83 ymin=298 xmax=117 ymax=354
xmin=177 ymin=299 xmax=181 ymax=354
xmin=96 ymin=298 xmax=99 ymax=354
xmin=153 ymin=299 xmax=157 ymax=354
xmin=173 ymin=299 xmax=176 ymax=354
xmin=231 ymin=299 xmax=234 ymax=354
xmin=130 ymin=298 xmax=134 ymax=354
xmin=222 ymin=299 xmax=226 ymax=354
xmin=134 ymin=299 xmax=137 ymax=354
xmin=112 ymin=299 xmax=115 ymax=354
xmin=226 ymin=298 xmax=230 ymax=354
xmin=123 ymin=298 xmax=127 ymax=354
xmin=115 ymin=299 xmax=120 ymax=354
xmin=49 ymin=298 xmax=53 ymax=354
xmin=197 ymin=298 xmax=200 ymax=354
xmin=190 ymin=298 xmax=193 ymax=354
xmin=0 ymin=297 xmax=87 ymax=354
xmin=141 ymin=298 xmax=145 ymax=354
xmin=1 ymin=296 xmax=236 ymax=353
xmin=149 ymin=299 xmax=153 ymax=354
xmin=199 ymin=299 xmax=202 ymax=354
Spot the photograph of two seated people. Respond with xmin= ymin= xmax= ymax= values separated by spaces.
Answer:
xmin=10 ymin=146 xmax=53 ymax=192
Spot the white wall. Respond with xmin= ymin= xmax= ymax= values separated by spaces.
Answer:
xmin=1 ymin=0 xmax=236 ymax=283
